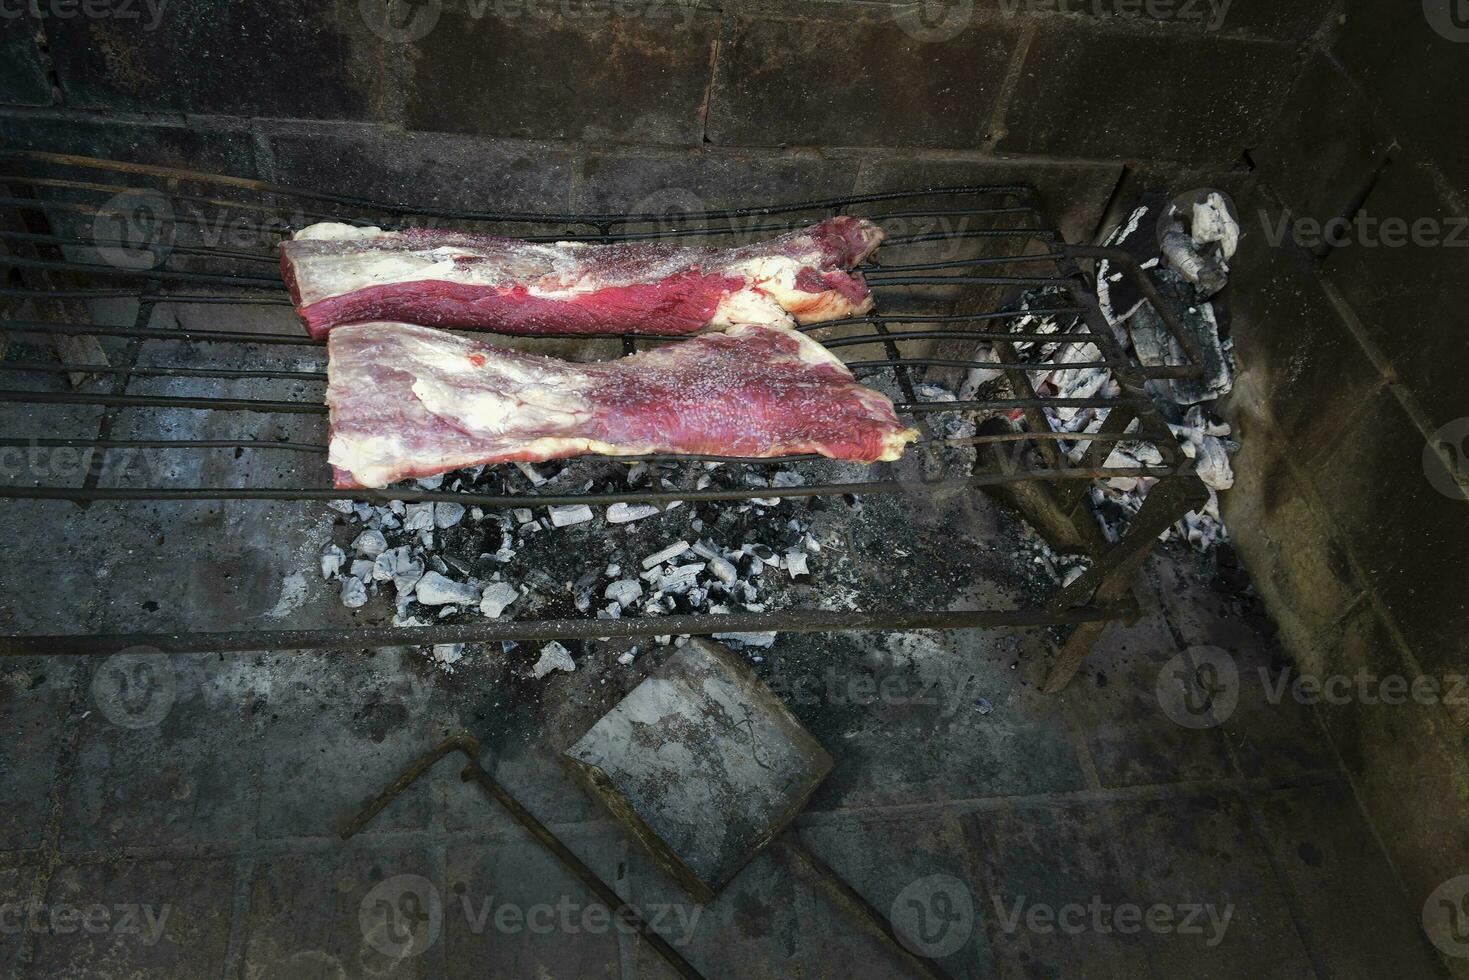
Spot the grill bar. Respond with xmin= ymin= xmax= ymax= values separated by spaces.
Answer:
xmin=0 ymin=154 xmax=1208 ymax=665
xmin=0 ymin=602 xmax=1136 ymax=657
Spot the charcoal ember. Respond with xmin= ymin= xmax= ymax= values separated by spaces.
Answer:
xmin=371 ymin=546 xmax=408 ymax=582
xmin=351 ymin=529 xmax=387 ymax=558
xmin=432 ymin=643 xmax=465 ymax=668
xmin=1128 ymin=269 xmax=1231 ymax=405
xmin=441 ymin=554 xmax=472 ymax=577
xmin=416 ymin=474 xmax=445 ymax=490
xmin=598 ymin=602 xmax=622 ymax=620
xmin=532 ymin=641 xmax=575 ymax=678
xmin=515 ymin=462 xmax=548 ymax=486
xmin=434 ymin=501 xmax=467 ymax=528
xmin=327 ymin=499 xmax=355 ymax=515
xmin=352 ymin=501 xmax=373 ymax=522
xmin=349 ymin=559 xmax=375 ymax=581
xmin=712 ymin=631 xmax=777 ymax=648
xmin=641 ymin=540 xmax=691 ymax=570
xmin=785 ymin=550 xmax=810 ymax=578
xmin=402 ymin=503 xmax=434 ymax=532
xmin=608 ymin=502 xmax=660 ymax=524
xmin=690 ymin=543 xmax=737 ymax=584
xmin=480 ymin=581 xmax=520 ymax=618
xmin=546 ymin=504 xmax=590 ymax=527
xmin=320 ymin=544 xmax=345 ymax=579
xmin=428 ymin=554 xmax=450 ymax=575
xmin=415 ymin=571 xmax=481 ymax=606
xmin=605 ymin=579 xmax=644 ymax=606
xmin=575 ymin=590 xmax=593 ymax=613
xmin=340 ymin=577 xmax=368 ymax=608
xmin=658 ymin=563 xmax=704 ymax=595
xmin=524 ymin=569 xmax=560 ymax=593
xmin=1095 ymin=194 xmax=1167 ymax=324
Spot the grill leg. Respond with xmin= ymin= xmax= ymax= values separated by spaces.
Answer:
xmin=1041 ymin=474 xmax=1209 ymax=693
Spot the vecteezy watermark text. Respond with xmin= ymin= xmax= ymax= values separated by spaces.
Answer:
xmin=1000 ymin=0 xmax=1231 ymax=30
xmin=0 ymin=0 xmax=167 ymax=30
xmin=992 ymin=894 xmax=1234 ymax=947
xmin=1259 ymin=208 xmax=1469 ymax=251
xmin=0 ymin=902 xmax=171 ymax=945
xmin=358 ymin=0 xmax=702 ymax=43
xmin=359 ymin=875 xmax=702 ymax=958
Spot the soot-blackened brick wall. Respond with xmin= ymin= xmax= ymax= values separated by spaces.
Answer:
xmin=4 ymin=0 xmax=1320 ymax=162
xmin=1223 ymin=5 xmax=1469 ymax=963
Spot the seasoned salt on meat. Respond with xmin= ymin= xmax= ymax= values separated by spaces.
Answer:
xmin=281 ymin=217 xmax=884 ymax=339
xmin=326 ymin=321 xmax=918 ymax=489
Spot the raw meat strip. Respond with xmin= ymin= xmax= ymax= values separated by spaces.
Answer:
xmin=281 ymin=217 xmax=884 ymax=340
xmin=326 ymin=321 xmax=918 ymax=489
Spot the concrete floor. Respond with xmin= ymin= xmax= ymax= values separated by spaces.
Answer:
xmin=0 ymin=307 xmax=1451 ymax=979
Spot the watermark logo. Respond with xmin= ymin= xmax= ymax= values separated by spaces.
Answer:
xmin=894 ymin=0 xmax=975 ymax=43
xmin=91 ymin=647 xmax=175 ymax=729
xmin=1424 ymin=0 xmax=1469 ymax=42
xmin=0 ymin=901 xmax=171 ymax=945
xmin=1262 ymin=668 xmax=1468 ymax=707
xmin=92 ymin=189 xmax=174 ymax=272
xmin=359 ymin=874 xmax=443 ymax=959
xmin=890 ymin=874 xmax=974 ymax=958
xmin=1259 ymin=208 xmax=1469 ymax=251
xmin=1156 ymin=645 xmax=1239 ymax=729
xmin=359 ymin=0 xmax=442 ymax=43
xmin=0 ymin=0 xmax=169 ymax=30
xmin=1 ymin=440 xmax=167 ymax=483
xmin=1000 ymin=0 xmax=1230 ymax=30
xmin=1423 ymin=875 xmax=1469 ymax=957
xmin=992 ymin=894 xmax=1233 ymax=946
xmin=765 ymin=667 xmax=983 ymax=718
xmin=458 ymin=894 xmax=702 ymax=941
xmin=1425 ymin=418 xmax=1469 ymax=500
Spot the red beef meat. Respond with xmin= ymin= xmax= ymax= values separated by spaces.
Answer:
xmin=325 ymin=321 xmax=918 ymax=488
xmin=281 ymin=217 xmax=884 ymax=340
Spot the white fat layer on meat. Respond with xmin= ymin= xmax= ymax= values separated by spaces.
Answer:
xmin=293 ymin=222 xmax=387 ymax=241
xmin=722 ymin=254 xmax=872 ymax=325
xmin=289 ymin=226 xmax=871 ymax=321
xmin=327 ymin=321 xmax=916 ymax=487
xmin=707 ymin=288 xmax=794 ymax=329
xmin=410 ymin=376 xmax=589 ymax=435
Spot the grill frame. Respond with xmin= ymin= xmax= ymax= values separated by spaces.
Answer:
xmin=0 ymin=150 xmax=1209 ymax=689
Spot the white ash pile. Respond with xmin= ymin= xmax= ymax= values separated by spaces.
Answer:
xmin=315 ymin=458 xmax=831 ymax=674
xmin=964 ymin=191 xmax=1242 ymax=554
xmin=1092 ymin=191 xmax=1240 ymax=551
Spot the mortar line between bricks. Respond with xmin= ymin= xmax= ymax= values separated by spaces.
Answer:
xmin=8 ymin=658 xmax=99 ymax=980
xmin=982 ymin=20 xmax=1034 ymax=151
xmin=1057 ymin=693 xmax=1105 ymax=792
xmin=218 ymin=649 xmax=267 ymax=980
xmin=0 ymin=104 xmax=1267 ymax=175
xmin=1233 ymin=788 xmax=1334 ymax=978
